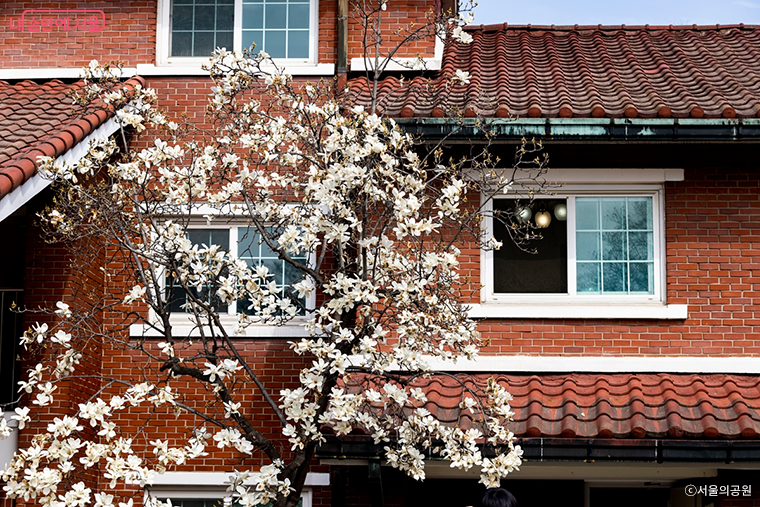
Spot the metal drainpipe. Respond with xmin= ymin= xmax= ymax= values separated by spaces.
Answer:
xmin=336 ymin=0 xmax=348 ymax=89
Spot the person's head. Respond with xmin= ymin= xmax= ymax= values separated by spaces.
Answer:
xmin=478 ymin=487 xmax=517 ymax=507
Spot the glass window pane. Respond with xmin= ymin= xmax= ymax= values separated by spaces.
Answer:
xmin=172 ymin=5 xmax=194 ymax=30
xmin=194 ymin=5 xmax=215 ymax=30
xmin=284 ymin=262 xmax=304 ymax=286
xmin=492 ymin=199 xmax=568 ymax=294
xmin=171 ymin=32 xmax=193 ymax=56
xmin=628 ymin=197 xmax=653 ymax=230
xmin=289 ymin=4 xmax=310 ymax=29
xmin=601 ymin=199 xmax=625 ymax=230
xmin=266 ymin=4 xmax=287 ymax=28
xmin=217 ymin=5 xmax=234 ymax=29
xmin=237 ymin=227 xmax=308 ymax=315
xmin=288 ymin=30 xmax=309 ymax=58
xmin=602 ymin=262 xmax=627 ymax=292
xmin=216 ymin=31 xmax=233 ymax=50
xmin=574 ymin=196 xmax=654 ymax=296
xmin=602 ymin=231 xmax=626 ymax=261
xmin=261 ymin=259 xmax=284 ymax=279
xmin=577 ymin=263 xmax=600 ymax=293
xmin=630 ymin=262 xmax=654 ymax=293
xmin=576 ymin=231 xmax=600 ymax=261
xmin=238 ymin=229 xmax=259 ymax=257
xmin=194 ymin=31 xmax=216 ymax=56
xmin=242 ymin=30 xmax=263 ymax=51
xmin=576 ymin=198 xmax=599 ymax=230
xmin=170 ymin=229 xmax=230 ymax=313
xmin=188 ymin=229 xmax=229 ymax=250
xmin=266 ymin=30 xmax=286 ymax=57
xmin=628 ymin=231 xmax=653 ymax=261
xmin=243 ymin=3 xmax=264 ymax=29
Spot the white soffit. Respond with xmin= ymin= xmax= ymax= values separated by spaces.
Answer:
xmin=0 ymin=116 xmax=121 ymax=223
xmin=538 ymin=168 xmax=685 ymax=184
xmin=425 ymin=356 xmax=760 ymax=374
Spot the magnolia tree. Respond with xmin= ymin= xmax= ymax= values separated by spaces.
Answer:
xmin=1 ymin=2 xmax=548 ymax=507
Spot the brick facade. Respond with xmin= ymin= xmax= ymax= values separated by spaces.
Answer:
xmin=3 ymin=3 xmax=760 ymax=507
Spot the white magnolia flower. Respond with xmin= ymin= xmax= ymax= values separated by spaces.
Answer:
xmin=55 ymin=301 xmax=72 ymax=318
xmin=123 ymin=285 xmax=146 ymax=304
xmin=452 ymin=26 xmax=473 ymax=44
xmin=454 ymin=69 xmax=471 ymax=85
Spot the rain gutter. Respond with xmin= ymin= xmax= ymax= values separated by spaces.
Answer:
xmin=317 ymin=437 xmax=760 ymax=463
xmin=395 ymin=117 xmax=760 ymax=143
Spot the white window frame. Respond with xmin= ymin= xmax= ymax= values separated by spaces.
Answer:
xmin=147 ymin=486 xmax=312 ymax=507
xmin=156 ymin=0 xmax=320 ymax=68
xmin=474 ymin=168 xmax=689 ymax=319
xmin=482 ymin=185 xmax=665 ymax=304
xmin=146 ymin=471 xmax=328 ymax=507
xmin=130 ymin=216 xmax=317 ymax=338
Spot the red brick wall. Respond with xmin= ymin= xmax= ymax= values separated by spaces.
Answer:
xmin=18 ymin=198 xmax=107 ymax=492
xmin=0 ymin=1 xmax=157 ymax=67
xmin=0 ymin=0 xmax=398 ymax=69
xmin=346 ymin=0 xmax=438 ymax=64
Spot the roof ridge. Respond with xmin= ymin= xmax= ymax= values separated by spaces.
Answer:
xmin=465 ymin=22 xmax=760 ymax=32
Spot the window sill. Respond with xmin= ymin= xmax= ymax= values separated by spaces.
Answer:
xmin=137 ymin=63 xmax=336 ymax=77
xmin=469 ymin=303 xmax=688 ymax=320
xmin=130 ymin=315 xmax=314 ymax=338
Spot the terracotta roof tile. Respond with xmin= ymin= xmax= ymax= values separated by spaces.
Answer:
xmin=348 ymin=25 xmax=760 ymax=119
xmin=0 ymin=76 xmax=145 ymax=200
xmin=342 ymin=373 xmax=760 ymax=439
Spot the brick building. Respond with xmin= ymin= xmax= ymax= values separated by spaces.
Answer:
xmin=1 ymin=2 xmax=760 ymax=507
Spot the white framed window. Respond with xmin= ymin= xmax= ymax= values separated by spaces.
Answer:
xmin=146 ymin=471 xmax=326 ymax=507
xmin=168 ymin=224 xmax=313 ymax=316
xmin=474 ymin=173 xmax=691 ymax=319
xmin=156 ymin=0 xmax=319 ymax=66
xmin=482 ymin=186 xmax=664 ymax=303
xmin=151 ymin=489 xmax=311 ymax=507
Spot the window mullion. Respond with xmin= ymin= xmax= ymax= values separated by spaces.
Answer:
xmin=229 ymin=226 xmax=238 ymax=315
xmin=234 ymin=0 xmax=243 ymax=52
xmin=567 ymin=196 xmax=577 ymax=296
xmin=654 ymin=189 xmax=664 ymax=301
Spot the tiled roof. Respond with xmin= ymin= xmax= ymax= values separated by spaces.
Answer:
xmin=343 ymin=373 xmax=760 ymax=439
xmin=0 ymin=77 xmax=145 ymax=200
xmin=347 ymin=24 xmax=760 ymax=119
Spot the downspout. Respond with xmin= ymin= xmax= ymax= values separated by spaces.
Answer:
xmin=336 ymin=0 xmax=348 ymax=90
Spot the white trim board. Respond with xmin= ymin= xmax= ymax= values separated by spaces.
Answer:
xmin=538 ymin=168 xmax=684 ymax=184
xmin=424 ymin=356 xmax=760 ymax=374
xmin=129 ymin=320 xmax=314 ymax=338
xmin=0 ymin=64 xmax=336 ymax=80
xmin=149 ymin=471 xmax=329 ymax=487
xmin=469 ymin=303 xmax=688 ymax=320
xmin=0 ymin=116 xmax=121 ymax=223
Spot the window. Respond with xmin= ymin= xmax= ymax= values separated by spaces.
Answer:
xmin=161 ymin=498 xmax=304 ymax=507
xmin=146 ymin=472 xmax=322 ymax=506
xmin=168 ymin=226 xmax=310 ymax=316
xmin=483 ymin=189 xmax=663 ymax=303
xmin=163 ymin=0 xmax=318 ymax=62
xmin=157 ymin=493 xmax=307 ymax=507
